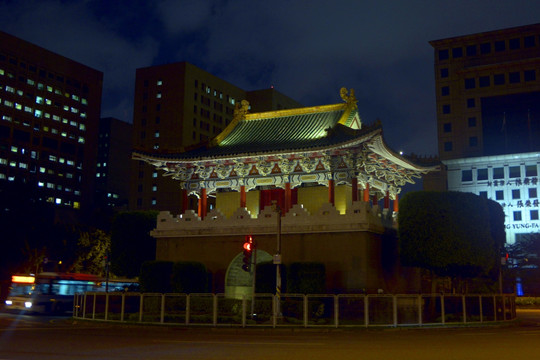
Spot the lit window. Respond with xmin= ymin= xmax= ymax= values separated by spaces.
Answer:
xmin=53 ymin=115 xmax=60 ymax=121
xmin=35 ymin=96 xmax=43 ymax=104
xmin=34 ymin=109 xmax=42 ymax=118
xmin=81 ymin=98 xmax=87 ymax=105
xmin=63 ymin=105 xmax=69 ymax=112
xmin=27 ymin=78 xmax=35 ymax=86
xmin=5 ymin=85 xmax=14 ymax=93
xmin=154 ymin=131 xmax=159 ymax=138
xmin=72 ymin=94 xmax=79 ymax=101
xmin=47 ymin=183 xmax=54 ymax=189
xmin=15 ymin=103 xmax=22 ymax=110
xmin=4 ymin=100 xmax=13 ymax=107
xmin=0 ymin=158 xmax=6 ymax=165
xmin=79 ymin=124 xmax=86 ymax=131
xmin=151 ymin=198 xmax=157 ymax=205
xmin=152 ymin=185 xmax=157 ymax=192
xmin=49 ymin=155 xmax=57 ymax=162
xmin=9 ymin=161 xmax=16 ymax=167
xmin=152 ymin=171 xmax=158 ymax=178
xmin=11 ymin=146 xmax=18 ymax=153
xmin=157 ymin=80 xmax=163 ymax=86
xmin=19 ymin=163 xmax=28 ymax=169
xmin=78 ymin=137 xmax=85 ymax=144
xmin=55 ymin=198 xmax=62 ymax=205
xmin=38 ymin=181 xmax=44 ymax=187
xmin=156 ymin=93 xmax=162 ymax=99
xmin=47 ymin=86 xmax=53 ymax=92
xmin=24 ymin=106 xmax=32 ymax=113
xmin=39 ymin=167 xmax=46 ymax=173
xmin=0 ymin=173 xmax=5 ymax=180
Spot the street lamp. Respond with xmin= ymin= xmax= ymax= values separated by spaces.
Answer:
xmin=272 ymin=201 xmax=282 ymax=318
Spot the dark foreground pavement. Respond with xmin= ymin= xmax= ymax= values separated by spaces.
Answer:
xmin=0 ymin=309 xmax=539 ymax=359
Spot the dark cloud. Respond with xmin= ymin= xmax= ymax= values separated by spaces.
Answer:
xmin=1 ymin=0 xmax=539 ymax=156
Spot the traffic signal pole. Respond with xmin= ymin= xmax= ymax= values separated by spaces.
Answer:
xmin=250 ymin=245 xmax=257 ymax=318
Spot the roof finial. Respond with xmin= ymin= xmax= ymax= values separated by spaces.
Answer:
xmin=340 ymin=87 xmax=357 ymax=110
xmin=233 ymin=100 xmax=250 ymax=121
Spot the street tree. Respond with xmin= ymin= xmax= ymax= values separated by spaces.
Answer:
xmin=72 ymin=229 xmax=111 ymax=275
xmin=110 ymin=211 xmax=158 ymax=278
xmin=398 ymin=191 xmax=505 ymax=292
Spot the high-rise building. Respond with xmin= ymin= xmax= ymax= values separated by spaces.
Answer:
xmin=0 ymin=31 xmax=103 ymax=219
xmin=430 ymin=24 xmax=540 ymax=244
xmin=96 ymin=117 xmax=132 ymax=210
xmin=130 ymin=61 xmax=302 ymax=213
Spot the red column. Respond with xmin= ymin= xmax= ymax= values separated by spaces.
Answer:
xmin=202 ymin=188 xmax=207 ymax=219
xmin=384 ymin=191 xmax=390 ymax=209
xmin=240 ymin=185 xmax=246 ymax=208
xmin=284 ymin=182 xmax=291 ymax=213
xmin=328 ymin=179 xmax=335 ymax=206
xmin=181 ymin=189 xmax=188 ymax=214
xmin=363 ymin=183 xmax=370 ymax=202
xmin=352 ymin=177 xmax=358 ymax=202
xmin=393 ymin=194 xmax=399 ymax=212
xmin=198 ymin=188 xmax=207 ymax=219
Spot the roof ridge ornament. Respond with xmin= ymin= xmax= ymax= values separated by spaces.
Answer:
xmin=339 ymin=87 xmax=357 ymax=110
xmin=233 ymin=99 xmax=250 ymax=121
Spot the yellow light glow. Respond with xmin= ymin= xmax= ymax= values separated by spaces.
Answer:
xmin=12 ymin=275 xmax=35 ymax=284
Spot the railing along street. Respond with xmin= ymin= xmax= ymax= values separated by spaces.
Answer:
xmin=73 ymin=292 xmax=516 ymax=328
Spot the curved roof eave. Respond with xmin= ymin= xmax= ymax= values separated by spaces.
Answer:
xmin=366 ymin=136 xmax=440 ymax=172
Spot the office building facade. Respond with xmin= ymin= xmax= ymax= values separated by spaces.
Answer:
xmin=96 ymin=117 xmax=132 ymax=210
xmin=0 ymin=31 xmax=103 ymax=218
xmin=430 ymin=24 xmax=540 ymax=243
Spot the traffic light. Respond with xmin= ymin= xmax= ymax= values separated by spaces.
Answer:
xmin=242 ymin=235 xmax=253 ymax=272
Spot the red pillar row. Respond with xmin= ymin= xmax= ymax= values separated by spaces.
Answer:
xmin=393 ymin=194 xmax=399 ymax=212
xmin=328 ymin=179 xmax=335 ymax=206
xmin=181 ymin=189 xmax=188 ymax=214
xmin=198 ymin=188 xmax=207 ymax=219
xmin=240 ymin=185 xmax=246 ymax=208
xmin=352 ymin=177 xmax=358 ymax=202
xmin=363 ymin=183 xmax=370 ymax=202
xmin=284 ymin=182 xmax=291 ymax=214
xmin=384 ymin=190 xmax=390 ymax=209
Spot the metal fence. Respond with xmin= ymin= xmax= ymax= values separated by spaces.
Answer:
xmin=73 ymin=292 xmax=516 ymax=328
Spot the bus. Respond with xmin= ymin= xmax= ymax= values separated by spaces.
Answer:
xmin=4 ymin=273 xmax=138 ymax=314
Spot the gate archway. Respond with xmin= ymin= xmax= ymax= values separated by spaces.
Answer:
xmin=224 ymin=250 xmax=272 ymax=299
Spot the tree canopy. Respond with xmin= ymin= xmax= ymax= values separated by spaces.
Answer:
xmin=110 ymin=211 xmax=158 ymax=278
xmin=398 ymin=191 xmax=505 ymax=279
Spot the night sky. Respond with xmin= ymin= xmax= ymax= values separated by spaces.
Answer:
xmin=1 ymin=0 xmax=539 ymax=157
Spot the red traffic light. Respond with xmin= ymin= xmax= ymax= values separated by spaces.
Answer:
xmin=243 ymin=242 xmax=252 ymax=251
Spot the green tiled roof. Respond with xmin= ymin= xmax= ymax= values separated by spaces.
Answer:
xmin=139 ymin=105 xmax=378 ymax=161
